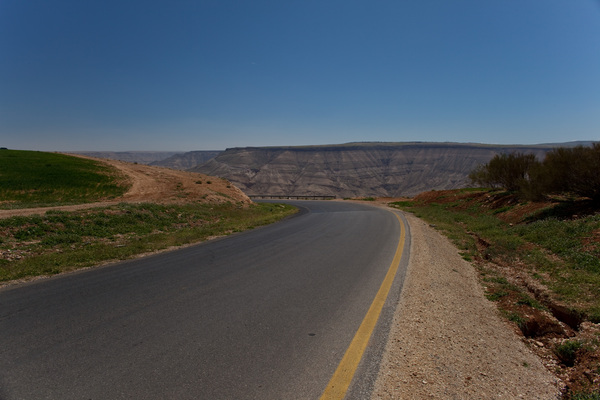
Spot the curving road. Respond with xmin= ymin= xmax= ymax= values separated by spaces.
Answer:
xmin=0 ymin=201 xmax=409 ymax=400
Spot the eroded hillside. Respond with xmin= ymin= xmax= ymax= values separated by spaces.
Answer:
xmin=191 ymin=142 xmax=554 ymax=198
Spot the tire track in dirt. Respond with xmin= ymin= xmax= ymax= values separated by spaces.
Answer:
xmin=0 ymin=155 xmax=251 ymax=219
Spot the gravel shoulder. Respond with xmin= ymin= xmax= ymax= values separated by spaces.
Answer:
xmin=372 ymin=212 xmax=561 ymax=399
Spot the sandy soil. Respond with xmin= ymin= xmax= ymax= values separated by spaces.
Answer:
xmin=372 ymin=212 xmax=561 ymax=399
xmin=0 ymin=156 xmax=251 ymax=219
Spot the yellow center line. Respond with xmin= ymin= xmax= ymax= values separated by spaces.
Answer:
xmin=320 ymin=210 xmax=406 ymax=400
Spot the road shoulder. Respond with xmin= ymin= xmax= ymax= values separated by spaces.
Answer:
xmin=372 ymin=212 xmax=560 ymax=399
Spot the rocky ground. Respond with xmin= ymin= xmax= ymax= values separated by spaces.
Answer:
xmin=371 ymin=212 xmax=561 ymax=399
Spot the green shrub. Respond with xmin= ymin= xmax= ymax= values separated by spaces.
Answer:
xmin=568 ymin=391 xmax=600 ymax=400
xmin=543 ymin=144 xmax=600 ymax=203
xmin=470 ymin=144 xmax=600 ymax=203
xmin=485 ymin=290 xmax=508 ymax=302
xmin=469 ymin=152 xmax=539 ymax=193
xmin=554 ymin=340 xmax=584 ymax=367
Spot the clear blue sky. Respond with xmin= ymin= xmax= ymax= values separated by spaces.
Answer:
xmin=1 ymin=0 xmax=599 ymax=151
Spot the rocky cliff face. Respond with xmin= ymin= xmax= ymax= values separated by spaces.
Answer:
xmin=189 ymin=142 xmax=561 ymax=198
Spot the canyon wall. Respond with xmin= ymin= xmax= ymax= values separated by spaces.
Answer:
xmin=191 ymin=142 xmax=558 ymax=198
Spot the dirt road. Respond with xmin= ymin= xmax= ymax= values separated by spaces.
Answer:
xmin=0 ymin=156 xmax=251 ymax=219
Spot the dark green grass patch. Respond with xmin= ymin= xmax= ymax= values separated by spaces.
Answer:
xmin=0 ymin=202 xmax=297 ymax=282
xmin=569 ymin=392 xmax=600 ymax=400
xmin=514 ymin=215 xmax=600 ymax=273
xmin=391 ymin=189 xmax=600 ymax=398
xmin=555 ymin=340 xmax=584 ymax=367
xmin=0 ymin=150 xmax=128 ymax=208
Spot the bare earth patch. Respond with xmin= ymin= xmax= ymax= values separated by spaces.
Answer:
xmin=0 ymin=156 xmax=251 ymax=219
xmin=372 ymin=212 xmax=561 ymax=399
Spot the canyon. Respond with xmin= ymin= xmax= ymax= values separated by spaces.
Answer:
xmin=76 ymin=141 xmax=594 ymax=198
xmin=190 ymin=142 xmax=564 ymax=198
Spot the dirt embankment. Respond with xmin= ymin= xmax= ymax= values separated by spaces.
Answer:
xmin=0 ymin=156 xmax=252 ymax=219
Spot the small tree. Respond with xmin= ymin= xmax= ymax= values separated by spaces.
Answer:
xmin=469 ymin=164 xmax=496 ymax=188
xmin=543 ymin=144 xmax=600 ymax=203
xmin=470 ymin=152 xmax=540 ymax=193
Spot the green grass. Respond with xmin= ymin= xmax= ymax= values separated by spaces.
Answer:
xmin=555 ymin=340 xmax=584 ymax=367
xmin=0 ymin=150 xmax=298 ymax=283
xmin=516 ymin=293 xmax=545 ymax=309
xmin=0 ymin=202 xmax=297 ymax=282
xmin=514 ymin=215 xmax=600 ymax=274
xmin=390 ymin=190 xmax=600 ymax=322
xmin=512 ymin=214 xmax=600 ymax=317
xmin=0 ymin=150 xmax=128 ymax=208
xmin=485 ymin=290 xmax=509 ymax=301
xmin=569 ymin=393 xmax=600 ymax=400
xmin=392 ymin=191 xmax=600 ymax=398
xmin=502 ymin=310 xmax=527 ymax=330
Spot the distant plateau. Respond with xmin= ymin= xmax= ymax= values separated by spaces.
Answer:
xmin=77 ymin=141 xmax=597 ymax=198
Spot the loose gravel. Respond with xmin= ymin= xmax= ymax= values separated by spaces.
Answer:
xmin=372 ymin=212 xmax=561 ymax=399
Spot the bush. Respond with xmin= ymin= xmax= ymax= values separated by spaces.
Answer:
xmin=470 ymin=144 xmax=600 ymax=203
xmin=542 ymin=144 xmax=600 ymax=203
xmin=554 ymin=340 xmax=584 ymax=366
xmin=469 ymin=152 xmax=540 ymax=197
xmin=569 ymin=391 xmax=600 ymax=400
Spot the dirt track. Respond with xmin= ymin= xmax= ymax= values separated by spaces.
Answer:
xmin=0 ymin=156 xmax=251 ymax=219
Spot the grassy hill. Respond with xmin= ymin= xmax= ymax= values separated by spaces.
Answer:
xmin=0 ymin=150 xmax=128 ymax=209
xmin=0 ymin=150 xmax=296 ymax=284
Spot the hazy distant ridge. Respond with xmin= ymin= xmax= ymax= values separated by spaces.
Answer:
xmin=73 ymin=151 xmax=183 ymax=165
xmin=71 ymin=151 xmax=222 ymax=169
xmin=150 ymin=151 xmax=222 ymax=170
xmin=191 ymin=141 xmax=593 ymax=198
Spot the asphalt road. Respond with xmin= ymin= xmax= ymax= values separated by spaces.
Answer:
xmin=0 ymin=201 xmax=409 ymax=400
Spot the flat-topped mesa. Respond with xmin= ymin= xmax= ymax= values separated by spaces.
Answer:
xmin=190 ymin=141 xmax=595 ymax=198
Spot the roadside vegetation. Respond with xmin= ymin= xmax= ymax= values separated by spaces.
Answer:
xmin=391 ymin=144 xmax=600 ymax=398
xmin=0 ymin=149 xmax=128 ymax=209
xmin=0 ymin=202 xmax=296 ymax=283
xmin=390 ymin=189 xmax=600 ymax=398
xmin=469 ymin=143 xmax=600 ymax=203
xmin=0 ymin=150 xmax=297 ymax=284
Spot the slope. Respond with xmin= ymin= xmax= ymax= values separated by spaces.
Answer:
xmin=191 ymin=142 xmax=556 ymax=198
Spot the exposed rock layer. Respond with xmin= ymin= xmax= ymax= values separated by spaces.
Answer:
xmin=191 ymin=142 xmax=561 ymax=198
